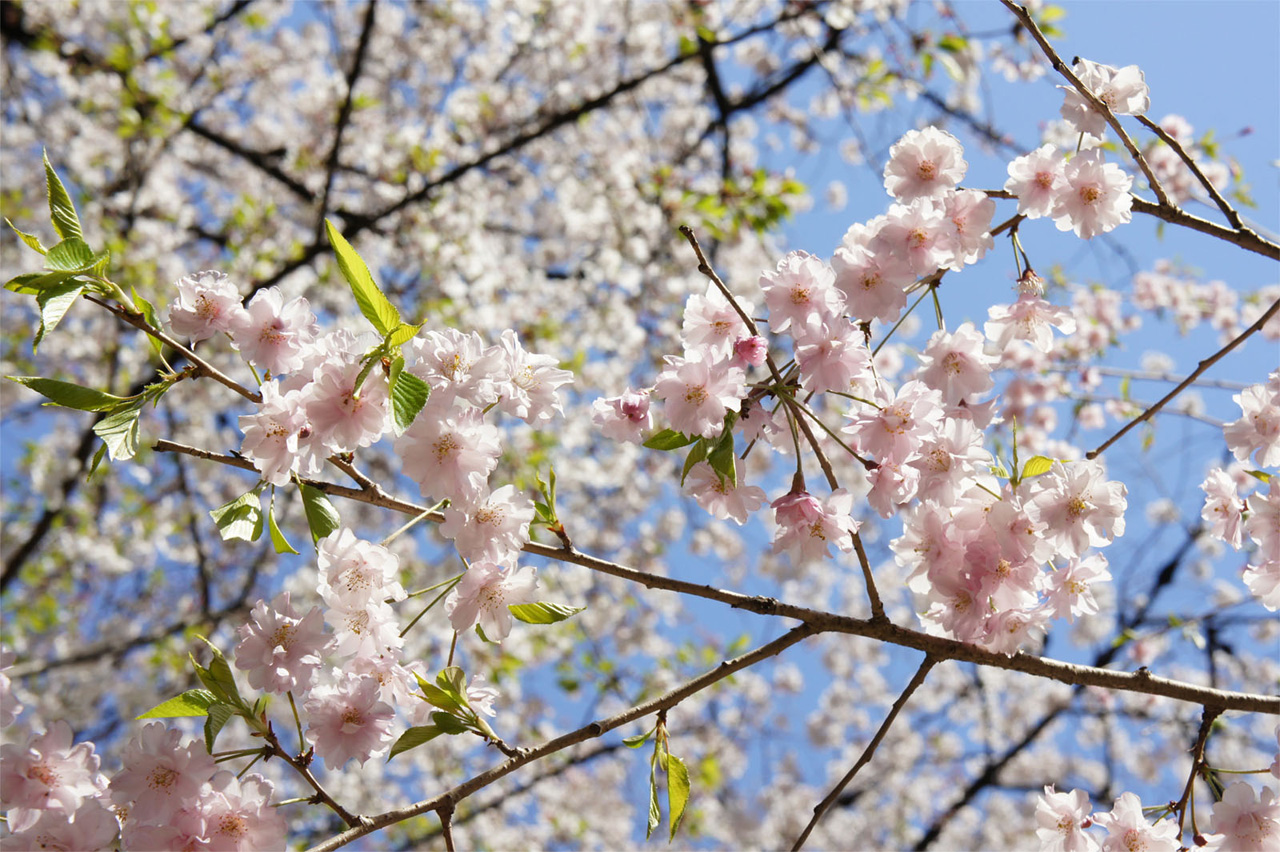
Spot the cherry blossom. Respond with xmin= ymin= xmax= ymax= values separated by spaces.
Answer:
xmin=165 ymin=270 xmax=248 ymax=342
xmin=5 ymin=798 xmax=119 ymax=852
xmin=0 ymin=721 xmax=108 ymax=833
xmin=1094 ymin=792 xmax=1179 ymax=852
xmin=439 ymin=483 xmax=535 ymax=564
xmin=685 ymin=461 xmax=767 ymax=525
xmin=591 ymin=388 xmax=653 ymax=443
xmin=771 ymin=489 xmax=859 ymax=562
xmin=493 ymin=328 xmax=574 ymax=426
xmin=1025 ymin=460 xmax=1128 ymax=559
xmin=0 ymin=645 xmax=21 ymax=728
xmin=1035 ymin=785 xmax=1100 ymax=852
xmin=190 ymin=770 xmax=287 ymax=851
xmin=233 ymin=591 xmax=330 ymax=695
xmin=652 ymin=352 xmax=746 ymax=440
xmin=681 ymin=282 xmax=754 ymax=360
xmin=1223 ymin=379 xmax=1280 ymax=468
xmin=1203 ymin=782 xmax=1279 ymax=851
xmin=396 ymin=405 xmax=503 ymax=504
xmin=108 ymin=723 xmax=215 ymax=820
xmin=238 ymin=380 xmax=315 ymax=486
xmin=445 ymin=561 xmax=540 ymax=642
xmin=759 ymin=251 xmax=844 ymax=339
xmin=229 ymin=287 xmax=317 ymax=375
xmin=882 ymin=126 xmax=967 ymax=201
xmin=304 ymin=674 xmax=396 ymax=768
xmin=1060 ymin=59 xmax=1150 ymax=138
xmin=1051 ymin=150 xmax=1134 ymax=239
xmin=1006 ymin=145 xmax=1068 ymax=218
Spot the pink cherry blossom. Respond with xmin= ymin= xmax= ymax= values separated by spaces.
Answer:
xmin=7 ymin=798 xmax=119 ymax=852
xmin=1006 ymin=145 xmax=1068 ymax=218
xmin=985 ymin=293 xmax=1077 ymax=353
xmin=1060 ymin=59 xmax=1150 ymax=138
xmin=1223 ymin=380 xmax=1280 ymax=468
xmin=494 ymin=328 xmax=574 ymax=426
xmin=1051 ymin=150 xmax=1134 ymax=239
xmin=831 ymin=240 xmax=915 ymax=325
xmin=229 ymin=287 xmax=317 ymax=375
xmin=759 ymin=251 xmax=844 ymax=340
xmin=304 ymin=674 xmax=396 ymax=768
xmin=942 ymin=189 xmax=995 ymax=269
xmin=844 ymin=380 xmax=945 ymax=464
xmin=652 ymin=352 xmax=745 ymax=440
xmin=440 ymin=484 xmax=535 ymax=564
xmin=1094 ymin=792 xmax=1179 ymax=852
xmin=403 ymin=328 xmax=503 ymax=408
xmin=915 ymin=322 xmax=996 ymax=406
xmin=466 ymin=674 xmax=500 ymax=718
xmin=685 ymin=461 xmax=766 ymax=525
xmin=0 ymin=645 xmax=22 ymax=728
xmin=882 ymin=126 xmax=967 ymax=201
xmin=732 ymin=335 xmax=769 ymax=368
xmin=301 ymin=358 xmax=390 ymax=454
xmin=396 ymin=405 xmax=502 ymax=504
xmin=1035 ymin=785 xmax=1100 ymax=852
xmin=108 ymin=722 xmax=216 ymax=819
xmin=0 ymin=721 xmax=108 ymax=832
xmin=1200 ymin=468 xmax=1245 ymax=549
xmin=166 ymin=270 xmax=248 ymax=342
xmin=795 ymin=320 xmax=873 ymax=395
xmin=445 ymin=561 xmax=540 ymax=642
xmin=681 ymin=283 xmax=754 ymax=360
xmin=1025 ymin=460 xmax=1127 ymax=559
xmin=870 ymin=198 xmax=956 ymax=277
xmin=317 ymin=528 xmax=407 ymax=612
xmin=1045 ymin=555 xmax=1111 ymax=621
xmin=592 ymin=388 xmax=653 ymax=443
xmin=1204 ymin=782 xmax=1279 ymax=851
xmin=234 ymin=591 xmax=329 ymax=695
xmin=193 ymin=770 xmax=287 ymax=851
xmin=238 ymin=380 xmax=315 ymax=486
xmin=771 ymin=489 xmax=859 ymax=562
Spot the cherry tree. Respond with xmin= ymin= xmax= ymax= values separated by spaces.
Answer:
xmin=1 ymin=1 xmax=1278 ymax=850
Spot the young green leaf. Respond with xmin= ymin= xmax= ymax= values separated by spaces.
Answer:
xmin=646 ymin=756 xmax=662 ymax=840
xmin=706 ymin=431 xmax=737 ymax=487
xmin=199 ymin=642 xmax=246 ymax=708
xmin=418 ymin=682 xmax=467 ymax=716
xmin=429 ymin=711 xmax=472 ymax=735
xmin=680 ymin=439 xmax=709 ymax=486
xmin=131 ymin=287 xmax=165 ymax=360
xmin=437 ymin=665 xmax=468 ymax=697
xmin=267 ymin=500 xmax=298 ymax=554
xmin=5 ymin=270 xmax=76 ymax=295
xmin=643 ymin=429 xmax=697 ymax=451
xmin=623 ymin=728 xmax=655 ymax=748
xmin=324 ymin=219 xmax=400 ymax=335
xmin=136 ymin=689 xmax=218 ymax=719
xmin=387 ymin=321 xmax=421 ymax=347
xmin=666 ymin=753 xmax=691 ymax=841
xmin=203 ymin=702 xmax=237 ymax=754
xmin=1021 ymin=455 xmax=1054 ymax=480
xmin=43 ymin=238 xmax=96 ymax=273
xmin=33 ymin=281 xmax=85 ymax=352
xmin=1247 ymin=470 xmax=1272 ymax=484
xmin=6 ymin=218 xmax=47 ymax=255
xmin=508 ymin=601 xmax=585 ymax=625
xmin=388 ymin=724 xmax=445 ymax=759
xmin=8 ymin=377 xmax=130 ymax=412
xmin=44 ymin=151 xmax=83 ymax=242
xmin=209 ymin=490 xmax=264 ymax=543
xmin=299 ymin=482 xmax=341 ymax=543
xmin=92 ymin=402 xmax=143 ymax=461
xmin=391 ymin=368 xmax=431 ymax=433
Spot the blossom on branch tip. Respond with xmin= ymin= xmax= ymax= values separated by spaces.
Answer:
xmin=1006 ymin=145 xmax=1068 ymax=219
xmin=440 ymin=483 xmax=535 ymax=564
xmin=166 ymin=270 xmax=248 ymax=342
xmin=1203 ymin=782 xmax=1279 ymax=851
xmin=1034 ymin=785 xmax=1100 ymax=852
xmin=229 ymin=287 xmax=317 ymax=375
xmin=686 ymin=461 xmax=766 ymax=525
xmin=396 ymin=406 xmax=502 ymax=505
xmin=494 ymin=328 xmax=574 ymax=425
xmin=0 ymin=721 xmax=108 ymax=833
xmin=883 ymin=126 xmax=967 ymax=201
xmin=1059 ymin=59 xmax=1150 ymax=139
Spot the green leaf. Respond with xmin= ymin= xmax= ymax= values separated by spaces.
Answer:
xmin=137 ymin=688 xmax=217 ymax=719
xmin=706 ymin=431 xmax=737 ymax=487
xmin=267 ymin=500 xmax=298 ymax=554
xmin=1021 ymin=455 xmax=1054 ymax=480
xmin=132 ymin=288 xmax=164 ymax=360
xmin=204 ymin=703 xmax=237 ymax=753
xmin=92 ymin=402 xmax=143 ymax=461
xmin=8 ymin=377 xmax=130 ymax=412
xmin=5 ymin=270 xmax=75 ymax=295
xmin=646 ymin=756 xmax=661 ymax=840
xmin=430 ymin=711 xmax=471 ymax=735
xmin=33 ymin=281 xmax=85 ymax=351
xmin=388 ymin=724 xmax=445 ymax=759
xmin=391 ymin=368 xmax=431 ymax=433
xmin=437 ymin=666 xmax=467 ymax=698
xmin=937 ymin=33 xmax=967 ymax=53
xmin=989 ymin=464 xmax=1010 ymax=479
xmin=1246 ymin=470 xmax=1273 ymax=484
xmin=324 ymin=219 xmax=400 ymax=335
xmin=623 ymin=729 xmax=654 ymax=749
xmin=43 ymin=237 xmax=96 ymax=272
xmin=195 ymin=641 xmax=245 ymax=709
xmin=680 ymin=439 xmax=708 ymax=486
xmin=666 ymin=753 xmax=691 ymax=841
xmin=299 ymin=482 xmax=340 ymax=544
xmin=6 ymin=218 xmax=47 ymax=254
xmin=209 ymin=490 xmax=264 ymax=543
xmin=508 ymin=601 xmax=585 ymax=625
xmin=44 ymin=151 xmax=83 ymax=242
xmin=387 ymin=322 xmax=421 ymax=347
xmin=419 ymin=682 xmax=466 ymax=716
xmin=643 ymin=429 xmax=697 ymax=451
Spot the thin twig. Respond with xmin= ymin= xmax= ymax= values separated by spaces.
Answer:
xmin=1173 ymin=705 xmax=1223 ymax=838
xmin=791 ymin=655 xmax=938 ymax=851
xmin=1135 ymin=114 xmax=1243 ymax=230
xmin=1000 ymin=0 xmax=1169 ymax=207
xmin=1086 ymin=296 xmax=1280 ymax=459
xmin=150 ymin=438 xmax=1280 ymax=715
xmin=305 ymin=625 xmax=819 ymax=852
